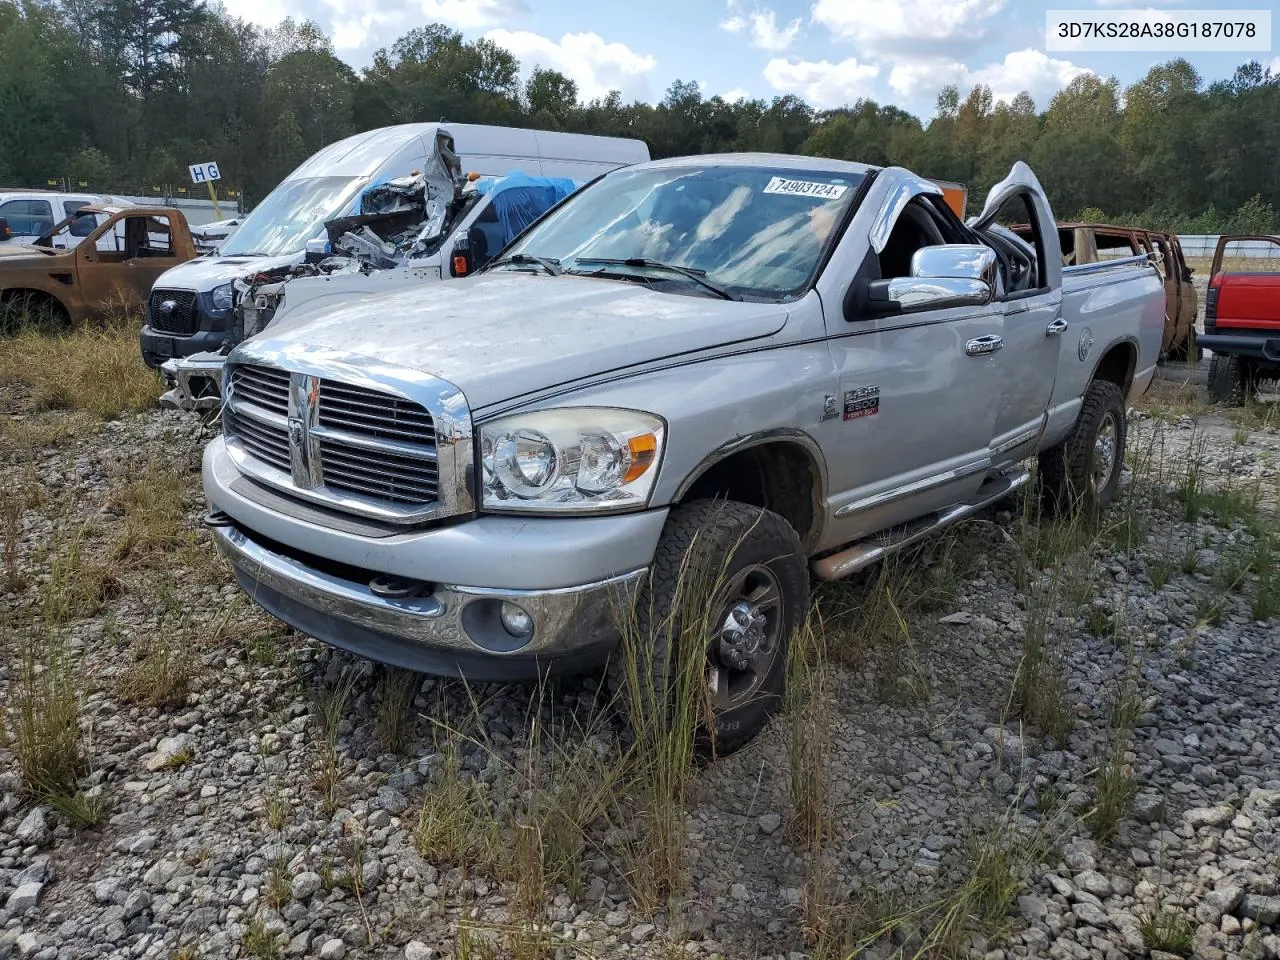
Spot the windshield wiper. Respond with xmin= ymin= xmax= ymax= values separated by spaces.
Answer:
xmin=570 ymin=257 xmax=740 ymax=301
xmin=486 ymin=253 xmax=562 ymax=277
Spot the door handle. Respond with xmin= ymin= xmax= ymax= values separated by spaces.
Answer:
xmin=1046 ymin=318 xmax=1069 ymax=336
xmin=966 ymin=335 xmax=1003 ymax=357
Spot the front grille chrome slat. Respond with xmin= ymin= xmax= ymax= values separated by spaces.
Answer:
xmin=319 ymin=449 xmax=438 ymax=489
xmin=223 ymin=362 xmax=446 ymax=516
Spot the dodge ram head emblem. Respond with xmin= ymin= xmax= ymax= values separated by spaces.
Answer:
xmin=1078 ymin=328 xmax=1095 ymax=362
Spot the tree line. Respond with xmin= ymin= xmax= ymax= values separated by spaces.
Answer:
xmin=2 ymin=0 xmax=1278 ymax=232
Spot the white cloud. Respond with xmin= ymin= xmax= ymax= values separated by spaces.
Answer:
xmin=1092 ymin=0 xmax=1188 ymax=5
xmin=720 ymin=15 xmax=746 ymax=33
xmin=969 ymin=49 xmax=1091 ymax=104
xmin=888 ymin=48 xmax=1092 ymax=109
xmin=482 ymin=29 xmax=657 ymax=102
xmin=763 ymin=56 xmax=880 ymax=108
xmin=721 ymin=87 xmax=750 ymax=102
xmin=888 ymin=59 xmax=967 ymax=100
xmin=812 ymin=0 xmax=1005 ymax=52
xmin=218 ymin=0 xmax=291 ymax=26
xmin=749 ymin=9 xmax=802 ymax=51
xmin=420 ymin=0 xmax=529 ymax=30
xmin=1269 ymin=56 xmax=1280 ymax=75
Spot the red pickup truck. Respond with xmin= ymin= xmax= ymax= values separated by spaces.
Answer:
xmin=1202 ymin=235 xmax=1280 ymax=404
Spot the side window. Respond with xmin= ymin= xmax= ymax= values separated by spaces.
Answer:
xmin=985 ymin=193 xmax=1046 ymax=295
xmin=878 ymin=197 xmax=947 ymax=279
xmin=0 ymin=198 xmax=54 ymax=237
xmin=1094 ymin=230 xmax=1139 ymax=258
xmin=123 ymin=215 xmax=173 ymax=259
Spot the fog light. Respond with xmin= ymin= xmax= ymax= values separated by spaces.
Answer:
xmin=500 ymin=602 xmax=533 ymax=638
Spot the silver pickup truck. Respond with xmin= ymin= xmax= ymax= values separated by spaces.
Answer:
xmin=202 ymin=155 xmax=1165 ymax=752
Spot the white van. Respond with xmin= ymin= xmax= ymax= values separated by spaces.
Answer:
xmin=139 ymin=123 xmax=649 ymax=368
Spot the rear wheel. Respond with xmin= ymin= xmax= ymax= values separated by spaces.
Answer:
xmin=1207 ymin=354 xmax=1255 ymax=406
xmin=607 ymin=499 xmax=808 ymax=757
xmin=1039 ymin=379 xmax=1126 ymax=515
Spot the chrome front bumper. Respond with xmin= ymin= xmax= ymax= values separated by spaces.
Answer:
xmin=210 ymin=519 xmax=646 ymax=680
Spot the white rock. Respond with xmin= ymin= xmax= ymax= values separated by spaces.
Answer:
xmin=403 ymin=941 xmax=435 ymax=960
xmin=145 ymin=734 xmax=193 ymax=772
xmin=290 ymin=872 xmax=321 ymax=901
xmin=6 ymin=881 xmax=44 ymax=913
xmin=15 ymin=808 xmax=49 ymax=846
xmin=318 ymin=939 xmax=346 ymax=960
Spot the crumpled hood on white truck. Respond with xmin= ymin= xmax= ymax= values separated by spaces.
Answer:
xmin=153 ymin=253 xmax=300 ymax=291
xmin=246 ymin=272 xmax=790 ymax=410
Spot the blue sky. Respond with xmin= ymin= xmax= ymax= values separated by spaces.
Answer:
xmin=222 ymin=0 xmax=1280 ymax=118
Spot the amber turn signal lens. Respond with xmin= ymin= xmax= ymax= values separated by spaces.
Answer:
xmin=624 ymin=433 xmax=658 ymax=483
xmin=453 ymin=256 xmax=468 ymax=275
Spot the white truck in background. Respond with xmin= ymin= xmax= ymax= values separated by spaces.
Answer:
xmin=0 ymin=190 xmax=137 ymax=248
xmin=161 ymin=169 xmax=582 ymax=411
xmin=139 ymin=123 xmax=650 ymax=372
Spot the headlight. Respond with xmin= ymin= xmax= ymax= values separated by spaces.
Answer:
xmin=210 ymin=282 xmax=234 ymax=312
xmin=480 ymin=408 xmax=664 ymax=514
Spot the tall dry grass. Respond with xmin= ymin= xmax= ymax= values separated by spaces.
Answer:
xmin=0 ymin=320 xmax=160 ymax=420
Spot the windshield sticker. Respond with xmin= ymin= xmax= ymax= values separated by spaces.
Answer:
xmin=763 ymin=177 xmax=848 ymax=200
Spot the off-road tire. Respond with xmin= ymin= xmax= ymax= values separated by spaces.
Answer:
xmin=607 ymin=499 xmax=808 ymax=757
xmin=1207 ymin=354 xmax=1254 ymax=406
xmin=1039 ymin=379 xmax=1126 ymax=515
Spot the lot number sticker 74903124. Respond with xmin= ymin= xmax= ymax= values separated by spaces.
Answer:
xmin=763 ymin=176 xmax=848 ymax=200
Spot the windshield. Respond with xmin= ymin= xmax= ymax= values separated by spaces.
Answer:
xmin=500 ymin=164 xmax=865 ymax=301
xmin=220 ymin=176 xmax=366 ymax=258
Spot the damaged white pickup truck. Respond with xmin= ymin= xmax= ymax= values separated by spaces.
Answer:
xmin=202 ymin=155 xmax=1165 ymax=752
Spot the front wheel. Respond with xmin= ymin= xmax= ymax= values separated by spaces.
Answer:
xmin=608 ymin=499 xmax=809 ymax=757
xmin=1039 ymin=379 xmax=1127 ymax=515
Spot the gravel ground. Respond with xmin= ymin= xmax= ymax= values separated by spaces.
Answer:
xmin=1 ymin=382 xmax=1278 ymax=960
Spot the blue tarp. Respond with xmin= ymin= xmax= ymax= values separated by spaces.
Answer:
xmin=474 ymin=170 xmax=579 ymax=249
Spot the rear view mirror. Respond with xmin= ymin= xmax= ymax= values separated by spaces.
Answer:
xmin=862 ymin=244 xmax=997 ymax=316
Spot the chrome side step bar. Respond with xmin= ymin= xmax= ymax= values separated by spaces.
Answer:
xmin=812 ymin=467 xmax=1030 ymax=582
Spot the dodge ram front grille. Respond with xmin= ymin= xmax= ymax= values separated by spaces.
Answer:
xmin=148 ymin=289 xmax=199 ymax=336
xmin=223 ymin=362 xmax=444 ymax=520
xmin=318 ymin=381 xmax=435 ymax=446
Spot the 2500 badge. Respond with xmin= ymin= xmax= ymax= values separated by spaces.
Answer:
xmin=843 ymin=385 xmax=880 ymax=421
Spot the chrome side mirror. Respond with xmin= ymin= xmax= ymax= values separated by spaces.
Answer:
xmin=864 ymin=244 xmax=996 ymax=314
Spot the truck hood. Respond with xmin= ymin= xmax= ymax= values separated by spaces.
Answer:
xmin=247 ymin=272 xmax=791 ymax=410
xmin=152 ymin=252 xmax=300 ymax=291
xmin=0 ymin=244 xmax=53 ymax=261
